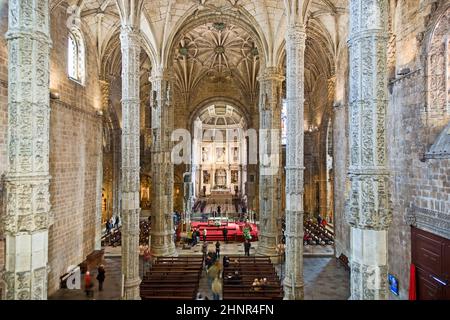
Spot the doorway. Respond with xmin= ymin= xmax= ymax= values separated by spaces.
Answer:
xmin=411 ymin=227 xmax=450 ymax=299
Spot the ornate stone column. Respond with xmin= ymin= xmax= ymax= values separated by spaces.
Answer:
xmin=150 ymin=69 xmax=177 ymax=257
xmin=257 ymin=67 xmax=284 ymax=257
xmin=112 ymin=128 xmax=121 ymax=219
xmin=283 ymin=24 xmax=306 ymax=300
xmin=95 ymin=80 xmax=109 ymax=250
xmin=95 ymin=111 xmax=103 ymax=251
xmin=346 ymin=0 xmax=391 ymax=300
xmin=119 ymin=26 xmax=141 ymax=300
xmin=3 ymin=0 xmax=52 ymax=300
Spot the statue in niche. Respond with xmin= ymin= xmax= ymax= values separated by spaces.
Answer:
xmin=232 ymin=147 xmax=239 ymax=162
xmin=231 ymin=170 xmax=238 ymax=183
xmin=165 ymin=83 xmax=171 ymax=106
xmin=216 ymin=147 xmax=226 ymax=162
xmin=203 ymin=170 xmax=210 ymax=184
xmin=202 ymin=147 xmax=209 ymax=162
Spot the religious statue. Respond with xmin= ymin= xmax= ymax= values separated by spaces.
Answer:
xmin=231 ymin=170 xmax=238 ymax=183
xmin=202 ymin=147 xmax=209 ymax=162
xmin=233 ymin=147 xmax=239 ymax=162
xmin=203 ymin=170 xmax=210 ymax=184
xmin=216 ymin=147 xmax=226 ymax=162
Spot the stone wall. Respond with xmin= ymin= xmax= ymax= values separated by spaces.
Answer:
xmin=386 ymin=1 xmax=449 ymax=300
xmin=0 ymin=0 xmax=9 ymax=298
xmin=46 ymin=4 xmax=103 ymax=295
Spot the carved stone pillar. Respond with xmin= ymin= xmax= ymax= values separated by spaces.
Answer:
xmin=113 ymin=128 xmax=121 ymax=219
xmin=150 ymin=69 xmax=176 ymax=257
xmin=347 ymin=0 xmax=391 ymax=300
xmin=2 ymin=0 xmax=52 ymax=300
xmin=95 ymin=111 xmax=103 ymax=251
xmin=95 ymin=80 xmax=109 ymax=250
xmin=257 ymin=67 xmax=284 ymax=257
xmin=283 ymin=24 xmax=306 ymax=300
xmin=119 ymin=27 xmax=141 ymax=300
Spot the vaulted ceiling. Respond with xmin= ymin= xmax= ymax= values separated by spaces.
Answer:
xmin=173 ymin=21 xmax=260 ymax=102
xmin=51 ymin=0 xmax=349 ymax=128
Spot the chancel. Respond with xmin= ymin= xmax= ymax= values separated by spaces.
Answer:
xmin=0 ymin=0 xmax=449 ymax=301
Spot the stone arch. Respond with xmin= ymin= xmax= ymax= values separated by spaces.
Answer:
xmin=188 ymin=97 xmax=252 ymax=133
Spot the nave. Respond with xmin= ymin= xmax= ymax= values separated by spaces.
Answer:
xmin=49 ymin=241 xmax=349 ymax=300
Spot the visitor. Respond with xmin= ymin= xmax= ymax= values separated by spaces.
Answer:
xmin=105 ymin=220 xmax=110 ymax=234
xmin=202 ymin=228 xmax=207 ymax=242
xmin=84 ymin=271 xmax=93 ymax=297
xmin=217 ymin=205 xmax=221 ymax=216
xmin=195 ymin=228 xmax=201 ymax=244
xmin=222 ymin=227 xmax=228 ymax=243
xmin=222 ymin=255 xmax=230 ymax=268
xmin=96 ymin=265 xmax=106 ymax=291
xmin=187 ymin=229 xmax=193 ymax=245
xmin=244 ymin=239 xmax=251 ymax=256
xmin=252 ymin=278 xmax=261 ymax=291
xmin=109 ymin=217 xmax=115 ymax=232
xmin=207 ymin=260 xmax=222 ymax=289
xmin=143 ymin=248 xmax=152 ymax=272
xmin=191 ymin=229 xmax=197 ymax=246
xmin=215 ymin=241 xmax=221 ymax=258
xmin=317 ymin=214 xmax=322 ymax=226
xmin=202 ymin=242 xmax=208 ymax=268
xmin=211 ymin=277 xmax=222 ymax=300
xmin=230 ymin=271 xmax=242 ymax=285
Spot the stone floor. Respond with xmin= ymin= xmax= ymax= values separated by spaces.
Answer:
xmin=49 ymin=241 xmax=348 ymax=300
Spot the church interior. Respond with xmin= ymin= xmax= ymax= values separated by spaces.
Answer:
xmin=0 ymin=0 xmax=449 ymax=301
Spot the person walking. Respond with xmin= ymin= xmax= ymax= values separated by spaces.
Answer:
xmin=215 ymin=241 xmax=221 ymax=258
xmin=143 ymin=248 xmax=152 ymax=273
xmin=96 ymin=265 xmax=106 ymax=291
xmin=105 ymin=220 xmax=110 ymax=234
xmin=211 ymin=277 xmax=222 ymax=300
xmin=202 ymin=242 xmax=208 ymax=268
xmin=244 ymin=239 xmax=251 ymax=256
xmin=222 ymin=227 xmax=228 ymax=243
xmin=84 ymin=271 xmax=93 ymax=297
xmin=207 ymin=260 xmax=222 ymax=290
xmin=202 ymin=228 xmax=207 ymax=242
xmin=217 ymin=205 xmax=221 ymax=216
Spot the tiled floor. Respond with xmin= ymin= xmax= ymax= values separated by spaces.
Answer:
xmin=49 ymin=242 xmax=348 ymax=300
xmin=49 ymin=257 xmax=123 ymax=300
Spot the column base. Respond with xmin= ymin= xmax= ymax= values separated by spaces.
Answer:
xmin=151 ymin=231 xmax=177 ymax=257
xmin=152 ymin=244 xmax=177 ymax=257
xmin=122 ymin=277 xmax=141 ymax=300
xmin=256 ymin=242 xmax=277 ymax=258
xmin=283 ymin=280 xmax=304 ymax=300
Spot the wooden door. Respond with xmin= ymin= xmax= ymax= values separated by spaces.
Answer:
xmin=411 ymin=227 xmax=450 ymax=300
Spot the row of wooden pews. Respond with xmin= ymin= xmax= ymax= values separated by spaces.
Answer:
xmin=101 ymin=228 xmax=121 ymax=247
xmin=140 ymin=256 xmax=203 ymax=300
xmin=304 ymin=220 xmax=334 ymax=245
xmin=222 ymin=256 xmax=283 ymax=300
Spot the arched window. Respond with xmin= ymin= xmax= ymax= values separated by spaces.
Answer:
xmin=67 ymin=28 xmax=85 ymax=84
